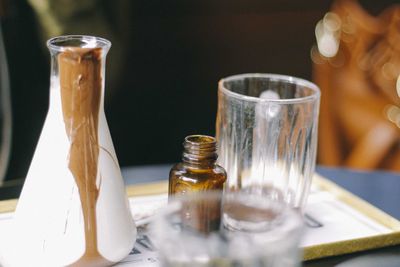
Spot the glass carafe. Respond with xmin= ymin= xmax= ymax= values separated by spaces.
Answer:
xmin=5 ymin=36 xmax=136 ymax=266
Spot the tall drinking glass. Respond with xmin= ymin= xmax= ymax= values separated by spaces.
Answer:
xmin=216 ymin=74 xmax=320 ymax=210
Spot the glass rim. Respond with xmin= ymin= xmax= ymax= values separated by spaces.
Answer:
xmin=46 ymin=35 xmax=111 ymax=52
xmin=218 ymin=73 xmax=321 ymax=104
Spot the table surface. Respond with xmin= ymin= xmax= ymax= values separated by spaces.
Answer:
xmin=1 ymin=164 xmax=400 ymax=266
xmin=121 ymin=164 xmax=400 ymax=267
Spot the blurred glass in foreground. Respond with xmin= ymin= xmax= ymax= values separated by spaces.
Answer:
xmin=151 ymin=191 xmax=303 ymax=267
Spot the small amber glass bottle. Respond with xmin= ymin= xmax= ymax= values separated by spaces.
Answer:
xmin=169 ymin=135 xmax=227 ymax=196
xmin=169 ymin=135 xmax=227 ymax=233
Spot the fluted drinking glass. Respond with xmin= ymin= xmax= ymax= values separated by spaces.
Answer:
xmin=216 ymin=74 xmax=320 ymax=210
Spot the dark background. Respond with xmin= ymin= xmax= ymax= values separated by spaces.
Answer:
xmin=1 ymin=0 xmax=398 ymax=181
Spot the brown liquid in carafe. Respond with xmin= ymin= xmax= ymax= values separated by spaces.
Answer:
xmin=59 ymin=47 xmax=111 ymax=266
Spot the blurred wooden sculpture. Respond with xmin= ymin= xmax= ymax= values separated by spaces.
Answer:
xmin=313 ymin=0 xmax=400 ymax=171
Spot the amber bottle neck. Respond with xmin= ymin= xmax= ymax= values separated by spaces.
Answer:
xmin=182 ymin=135 xmax=218 ymax=167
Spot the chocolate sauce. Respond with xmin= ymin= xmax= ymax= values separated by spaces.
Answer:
xmin=58 ymin=47 xmax=110 ymax=266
